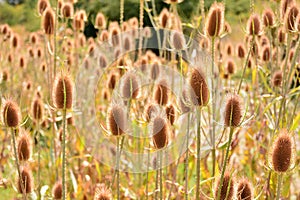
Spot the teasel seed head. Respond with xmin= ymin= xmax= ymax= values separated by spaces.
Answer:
xmin=100 ymin=30 xmax=109 ymax=42
xmin=205 ymin=2 xmax=225 ymax=38
xmin=272 ymin=70 xmax=283 ymax=87
xmin=263 ymin=8 xmax=275 ymax=27
xmin=2 ymin=99 xmax=21 ymax=128
xmin=271 ymin=130 xmax=294 ymax=172
xmin=42 ymin=7 xmax=55 ymax=35
xmin=226 ymin=59 xmax=235 ymax=74
xmin=215 ymin=172 xmax=235 ymax=200
xmin=172 ymin=31 xmax=185 ymax=50
xmin=11 ymin=34 xmax=19 ymax=49
xmin=278 ymin=28 xmax=287 ymax=44
xmin=52 ymin=74 xmax=73 ymax=109
xmin=19 ymin=56 xmax=26 ymax=69
xmin=95 ymin=12 xmax=106 ymax=29
xmin=61 ymin=2 xmax=73 ymax=18
xmin=144 ymin=103 xmax=158 ymax=122
xmin=224 ymin=94 xmax=242 ymax=127
xmin=37 ymin=0 xmax=50 ymax=16
xmin=110 ymin=27 xmax=120 ymax=47
xmin=154 ymin=79 xmax=169 ymax=105
xmin=1 ymin=69 xmax=9 ymax=82
xmin=108 ymin=73 xmax=118 ymax=90
xmin=284 ymin=4 xmax=299 ymax=32
xmin=247 ymin=14 xmax=262 ymax=36
xmin=123 ymin=35 xmax=132 ymax=52
xmin=261 ymin=45 xmax=271 ymax=62
xmin=281 ymin=0 xmax=295 ymax=19
xmin=159 ymin=8 xmax=169 ymax=28
xmin=18 ymin=166 xmax=33 ymax=194
xmin=121 ymin=72 xmax=139 ymax=99
xmin=152 ymin=116 xmax=169 ymax=149
xmin=108 ymin=105 xmax=127 ymax=136
xmin=30 ymin=33 xmax=38 ymax=44
xmin=165 ymin=104 xmax=176 ymax=125
xmin=237 ymin=43 xmax=246 ymax=58
xmin=52 ymin=180 xmax=63 ymax=199
xmin=98 ymin=54 xmax=107 ymax=69
xmin=31 ymin=98 xmax=43 ymax=121
xmin=189 ymin=68 xmax=210 ymax=107
xmin=237 ymin=179 xmax=253 ymax=200
xmin=151 ymin=61 xmax=160 ymax=80
xmin=17 ymin=131 xmax=32 ymax=161
xmin=226 ymin=44 xmax=233 ymax=56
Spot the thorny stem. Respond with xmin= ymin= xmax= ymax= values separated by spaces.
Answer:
xmin=276 ymin=173 xmax=283 ymax=200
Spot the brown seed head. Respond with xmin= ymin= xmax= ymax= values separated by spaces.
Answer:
xmin=215 ymin=172 xmax=235 ymax=200
xmin=284 ymin=5 xmax=299 ymax=32
xmin=151 ymin=61 xmax=160 ymax=80
xmin=237 ymin=179 xmax=253 ymax=200
xmin=61 ymin=2 xmax=73 ymax=18
xmin=172 ymin=31 xmax=185 ymax=50
xmin=226 ymin=59 xmax=235 ymax=74
xmin=271 ymin=131 xmax=293 ymax=172
xmin=224 ymin=94 xmax=242 ymax=127
xmin=108 ymin=73 xmax=117 ymax=90
xmin=2 ymin=100 xmax=20 ymax=127
xmin=154 ymin=79 xmax=169 ymax=105
xmin=32 ymin=98 xmax=43 ymax=120
xmin=247 ymin=14 xmax=262 ymax=35
xmin=98 ymin=54 xmax=107 ymax=68
xmin=165 ymin=104 xmax=176 ymax=125
xmin=18 ymin=167 xmax=33 ymax=194
xmin=179 ymin=89 xmax=191 ymax=113
xmin=278 ymin=28 xmax=287 ymax=44
xmin=100 ymin=30 xmax=109 ymax=42
xmin=121 ymin=73 xmax=139 ymax=99
xmin=52 ymin=74 xmax=73 ymax=109
xmin=37 ymin=0 xmax=50 ymax=16
xmin=42 ymin=7 xmax=55 ymax=35
xmin=11 ymin=34 xmax=19 ymax=49
xmin=272 ymin=70 xmax=283 ymax=87
xmin=226 ymin=44 xmax=233 ymax=56
xmin=108 ymin=105 xmax=126 ymax=136
xmin=2 ymin=69 xmax=9 ymax=81
xmin=189 ymin=68 xmax=209 ymax=106
xmin=111 ymin=27 xmax=120 ymax=47
xmin=95 ymin=12 xmax=106 ymax=29
xmin=281 ymin=0 xmax=295 ymax=19
xmin=205 ymin=2 xmax=225 ymax=38
xmin=144 ymin=103 xmax=158 ymax=122
xmin=263 ymin=8 xmax=275 ymax=27
xmin=19 ymin=56 xmax=26 ymax=69
xmin=261 ymin=45 xmax=271 ymax=62
xmin=52 ymin=181 xmax=63 ymax=199
xmin=17 ymin=131 xmax=32 ymax=161
xmin=152 ymin=116 xmax=169 ymax=149
xmin=237 ymin=44 xmax=246 ymax=58
xmin=160 ymin=8 xmax=169 ymax=28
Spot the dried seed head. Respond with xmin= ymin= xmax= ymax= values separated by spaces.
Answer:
xmin=278 ymin=28 xmax=287 ymax=44
xmin=281 ymin=0 xmax=295 ymax=19
xmin=11 ymin=34 xmax=19 ymax=49
xmin=111 ymin=27 xmax=120 ymax=47
xmin=67 ymin=116 xmax=74 ymax=125
xmin=151 ymin=61 xmax=160 ymax=80
xmin=100 ymin=30 xmax=109 ymax=42
xmin=263 ymin=8 xmax=275 ymax=27
xmin=215 ymin=172 xmax=235 ymax=200
xmin=224 ymin=21 xmax=232 ymax=34
xmin=108 ymin=73 xmax=117 ymax=90
xmin=52 ymin=181 xmax=63 ymax=199
xmin=18 ymin=167 xmax=33 ymax=194
xmin=154 ymin=79 xmax=169 ymax=105
xmin=165 ymin=104 xmax=176 ymax=125
xmin=94 ymin=183 xmax=112 ymax=200
xmin=189 ymin=68 xmax=209 ymax=106
xmin=226 ymin=59 xmax=235 ymax=74
xmin=98 ymin=54 xmax=107 ymax=68
xmin=152 ymin=116 xmax=169 ymax=149
xmin=42 ymin=7 xmax=55 ymax=35
xmin=247 ymin=14 xmax=262 ymax=35
xmin=19 ymin=56 xmax=26 ymax=69
xmin=2 ymin=100 xmax=20 ymax=127
xmin=179 ymin=89 xmax=191 ymax=113
xmin=108 ymin=105 xmax=126 ymax=136
xmin=284 ymin=5 xmax=299 ymax=32
xmin=272 ymin=70 xmax=283 ymax=87
xmin=260 ymin=35 xmax=269 ymax=46
xmin=237 ymin=44 xmax=246 ymax=58
xmin=31 ymin=98 xmax=43 ymax=120
xmin=1 ymin=69 xmax=9 ymax=82
xmin=73 ymin=14 xmax=84 ymax=31
xmin=95 ymin=12 xmax=106 ymax=29
xmin=226 ymin=44 xmax=233 ymax=56
xmin=205 ymin=2 xmax=225 ymax=38
xmin=123 ymin=35 xmax=132 ymax=51
xmin=271 ymin=131 xmax=293 ymax=172
xmin=36 ymin=48 xmax=43 ymax=58
xmin=121 ymin=73 xmax=139 ymax=99
xmin=37 ymin=0 xmax=50 ymax=16
xmin=30 ymin=33 xmax=38 ymax=44
xmin=172 ymin=31 xmax=185 ymax=50
xmin=61 ymin=2 xmax=73 ymax=18
xmin=160 ymin=8 xmax=169 ymax=28
xmin=237 ymin=179 xmax=253 ymax=200
xmin=261 ymin=45 xmax=271 ymax=62
xmin=144 ymin=103 xmax=158 ymax=122
xmin=52 ymin=74 xmax=73 ymax=109
xmin=17 ymin=131 xmax=32 ymax=161
xmin=224 ymin=94 xmax=242 ymax=127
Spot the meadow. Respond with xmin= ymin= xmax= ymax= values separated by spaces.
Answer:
xmin=0 ymin=0 xmax=299 ymax=199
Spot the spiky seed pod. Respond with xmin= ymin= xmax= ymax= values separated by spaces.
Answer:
xmin=261 ymin=46 xmax=271 ymax=62
xmin=108 ymin=105 xmax=126 ymax=136
xmin=94 ymin=184 xmax=112 ymax=200
xmin=154 ymin=79 xmax=169 ymax=105
xmin=226 ymin=59 xmax=235 ymax=74
xmin=18 ymin=167 xmax=33 ymax=194
xmin=1 ymin=24 xmax=9 ymax=35
xmin=278 ymin=28 xmax=287 ymax=44
xmin=237 ymin=44 xmax=246 ymax=58
xmin=160 ymin=8 xmax=169 ymax=28
xmin=37 ymin=0 xmax=49 ymax=16
xmin=152 ymin=116 xmax=169 ymax=149
xmin=11 ymin=34 xmax=19 ymax=49
xmin=95 ymin=12 xmax=106 ymax=29
xmin=61 ymin=2 xmax=73 ymax=18
xmin=272 ymin=70 xmax=283 ymax=87
xmin=144 ymin=103 xmax=158 ymax=122
xmin=165 ymin=104 xmax=176 ymax=125
xmin=17 ymin=131 xmax=32 ymax=161
xmin=224 ymin=21 xmax=232 ymax=34
xmin=281 ymin=0 xmax=295 ymax=19
xmin=108 ymin=73 xmax=117 ymax=90
xmin=52 ymin=74 xmax=73 ymax=109
xmin=189 ymin=68 xmax=209 ymax=106
xmin=224 ymin=94 xmax=242 ymax=127
xmin=31 ymin=98 xmax=43 ymax=121
xmin=179 ymin=89 xmax=191 ymax=113
xmin=42 ymin=7 xmax=55 ymax=35
xmin=271 ymin=131 xmax=293 ymax=172
xmin=121 ymin=73 xmax=139 ymax=99
xmin=172 ymin=31 xmax=185 ymax=50
xmin=200 ymin=38 xmax=209 ymax=49
xmin=28 ymin=48 xmax=34 ymax=58
xmin=284 ymin=5 xmax=299 ymax=32
xmin=215 ymin=173 xmax=235 ymax=200
xmin=260 ymin=36 xmax=269 ymax=46
xmin=19 ymin=56 xmax=26 ymax=69
xmin=237 ymin=179 xmax=253 ymax=200
xmin=73 ymin=15 xmax=84 ymax=31
xmin=98 ymin=54 xmax=107 ymax=68
xmin=2 ymin=100 xmax=20 ymax=128
xmin=151 ymin=61 xmax=160 ymax=80
xmin=110 ymin=27 xmax=120 ymax=47
xmin=67 ymin=116 xmax=74 ymax=126
xmin=263 ymin=8 xmax=275 ymax=27
xmin=52 ymin=181 xmax=63 ymax=199
xmin=123 ymin=35 xmax=132 ymax=51
xmin=30 ymin=33 xmax=38 ymax=44
xmin=247 ymin=14 xmax=262 ymax=36
xmin=289 ymin=49 xmax=294 ymax=62
xmin=140 ymin=56 xmax=148 ymax=72
xmin=205 ymin=2 xmax=225 ymax=38
xmin=2 ymin=69 xmax=9 ymax=81
xmin=36 ymin=48 xmax=43 ymax=58
xmin=250 ymin=40 xmax=259 ymax=56
xmin=100 ymin=30 xmax=109 ymax=42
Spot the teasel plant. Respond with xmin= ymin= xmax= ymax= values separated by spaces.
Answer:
xmin=52 ymin=73 xmax=73 ymax=200
xmin=204 ymin=2 xmax=225 ymax=177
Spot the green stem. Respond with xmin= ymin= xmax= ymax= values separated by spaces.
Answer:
xmin=62 ymin=108 xmax=67 ymax=200
xmin=159 ymin=151 xmax=163 ymax=200
xmin=37 ymin=120 xmax=41 ymax=200
xmin=276 ymin=173 xmax=283 ymax=200
xmin=184 ymin=113 xmax=190 ymax=200
xmin=196 ymin=108 xmax=202 ymax=199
